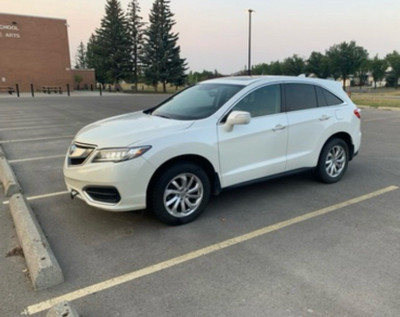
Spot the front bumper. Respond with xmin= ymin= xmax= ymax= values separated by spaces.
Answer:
xmin=63 ymin=156 xmax=155 ymax=212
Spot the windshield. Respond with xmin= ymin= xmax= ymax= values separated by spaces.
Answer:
xmin=151 ymin=83 xmax=244 ymax=120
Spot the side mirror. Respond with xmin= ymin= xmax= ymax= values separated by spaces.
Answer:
xmin=224 ymin=111 xmax=251 ymax=131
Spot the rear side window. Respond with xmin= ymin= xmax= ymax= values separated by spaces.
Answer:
xmin=316 ymin=86 xmax=343 ymax=106
xmin=284 ymin=84 xmax=317 ymax=111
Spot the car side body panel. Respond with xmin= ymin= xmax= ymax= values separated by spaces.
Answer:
xmin=217 ymin=113 xmax=288 ymax=187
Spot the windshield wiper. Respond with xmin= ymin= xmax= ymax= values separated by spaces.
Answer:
xmin=152 ymin=113 xmax=171 ymax=119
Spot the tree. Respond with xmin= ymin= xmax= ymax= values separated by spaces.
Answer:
xmin=306 ymin=52 xmax=330 ymax=78
xmin=326 ymin=41 xmax=369 ymax=89
xmin=386 ymin=51 xmax=400 ymax=88
xmin=355 ymin=59 xmax=370 ymax=88
xmin=252 ymin=63 xmax=270 ymax=75
xmin=74 ymin=74 xmax=83 ymax=90
xmin=370 ymin=55 xmax=387 ymax=88
xmin=186 ymin=70 xmax=222 ymax=85
xmin=127 ymin=0 xmax=145 ymax=91
xmin=86 ymin=34 xmax=106 ymax=85
xmin=90 ymin=0 xmax=132 ymax=84
xmin=74 ymin=41 xmax=88 ymax=69
xmin=269 ymin=61 xmax=283 ymax=75
xmin=281 ymin=54 xmax=305 ymax=76
xmin=142 ymin=0 xmax=187 ymax=92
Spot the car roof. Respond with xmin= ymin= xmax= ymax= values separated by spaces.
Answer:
xmin=200 ymin=76 xmax=282 ymax=86
xmin=201 ymin=75 xmax=343 ymax=93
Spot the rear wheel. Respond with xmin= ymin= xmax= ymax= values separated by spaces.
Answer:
xmin=150 ymin=163 xmax=211 ymax=225
xmin=317 ymin=138 xmax=349 ymax=183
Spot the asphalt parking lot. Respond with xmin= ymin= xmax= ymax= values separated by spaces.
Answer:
xmin=1 ymin=93 xmax=399 ymax=317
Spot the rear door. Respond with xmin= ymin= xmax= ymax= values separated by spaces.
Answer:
xmin=283 ymin=83 xmax=338 ymax=171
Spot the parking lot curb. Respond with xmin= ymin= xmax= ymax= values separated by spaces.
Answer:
xmin=46 ymin=301 xmax=80 ymax=317
xmin=9 ymin=193 xmax=64 ymax=290
xmin=0 ymin=155 xmax=21 ymax=196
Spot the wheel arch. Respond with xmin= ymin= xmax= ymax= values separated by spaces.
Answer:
xmin=321 ymin=132 xmax=355 ymax=161
xmin=146 ymin=155 xmax=221 ymax=205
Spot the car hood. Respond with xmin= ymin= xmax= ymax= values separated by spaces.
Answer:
xmin=75 ymin=112 xmax=194 ymax=148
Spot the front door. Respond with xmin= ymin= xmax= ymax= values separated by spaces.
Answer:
xmin=217 ymin=84 xmax=288 ymax=187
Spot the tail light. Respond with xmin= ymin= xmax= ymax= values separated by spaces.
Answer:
xmin=353 ymin=108 xmax=361 ymax=119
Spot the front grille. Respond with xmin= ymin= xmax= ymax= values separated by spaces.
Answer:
xmin=70 ymin=157 xmax=86 ymax=165
xmin=68 ymin=142 xmax=96 ymax=166
xmin=84 ymin=186 xmax=121 ymax=204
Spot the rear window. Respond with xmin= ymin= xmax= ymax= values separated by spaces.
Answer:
xmin=316 ymin=86 xmax=343 ymax=106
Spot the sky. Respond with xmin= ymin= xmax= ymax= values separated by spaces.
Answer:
xmin=2 ymin=0 xmax=400 ymax=74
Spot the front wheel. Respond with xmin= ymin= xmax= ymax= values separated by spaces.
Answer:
xmin=149 ymin=163 xmax=211 ymax=225
xmin=316 ymin=138 xmax=349 ymax=183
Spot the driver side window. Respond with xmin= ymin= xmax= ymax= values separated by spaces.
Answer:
xmin=233 ymin=84 xmax=281 ymax=117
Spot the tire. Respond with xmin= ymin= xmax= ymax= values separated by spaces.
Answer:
xmin=316 ymin=138 xmax=349 ymax=184
xmin=149 ymin=163 xmax=211 ymax=225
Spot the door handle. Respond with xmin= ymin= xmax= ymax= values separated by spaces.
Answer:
xmin=319 ymin=115 xmax=331 ymax=121
xmin=272 ymin=124 xmax=286 ymax=131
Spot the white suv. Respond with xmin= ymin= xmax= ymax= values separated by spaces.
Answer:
xmin=63 ymin=76 xmax=361 ymax=225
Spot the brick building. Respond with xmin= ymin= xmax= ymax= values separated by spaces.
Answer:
xmin=72 ymin=69 xmax=97 ymax=90
xmin=0 ymin=13 xmax=95 ymax=92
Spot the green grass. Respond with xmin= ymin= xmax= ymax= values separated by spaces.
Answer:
xmin=351 ymin=91 xmax=400 ymax=109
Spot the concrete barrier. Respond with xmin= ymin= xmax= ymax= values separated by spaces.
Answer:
xmin=0 ymin=156 xmax=21 ymax=196
xmin=46 ymin=301 xmax=80 ymax=317
xmin=9 ymin=194 xmax=64 ymax=290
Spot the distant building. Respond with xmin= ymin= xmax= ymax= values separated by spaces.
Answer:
xmin=72 ymin=69 xmax=97 ymax=90
xmin=0 ymin=13 xmax=95 ymax=92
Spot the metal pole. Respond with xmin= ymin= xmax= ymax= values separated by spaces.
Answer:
xmin=30 ymin=84 xmax=35 ymax=97
xmin=16 ymin=84 xmax=20 ymax=97
xmin=248 ymin=9 xmax=254 ymax=76
xmin=67 ymin=84 xmax=70 ymax=96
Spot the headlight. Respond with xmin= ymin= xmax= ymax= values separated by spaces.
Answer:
xmin=92 ymin=146 xmax=151 ymax=163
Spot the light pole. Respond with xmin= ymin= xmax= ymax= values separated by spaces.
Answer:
xmin=247 ymin=9 xmax=254 ymax=76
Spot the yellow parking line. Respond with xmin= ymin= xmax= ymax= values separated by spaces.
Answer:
xmin=22 ymin=185 xmax=398 ymax=315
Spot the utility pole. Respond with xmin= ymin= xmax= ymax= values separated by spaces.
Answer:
xmin=248 ymin=9 xmax=254 ymax=76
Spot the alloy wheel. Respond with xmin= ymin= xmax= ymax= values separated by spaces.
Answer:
xmin=325 ymin=145 xmax=346 ymax=178
xmin=163 ymin=173 xmax=204 ymax=218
